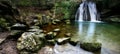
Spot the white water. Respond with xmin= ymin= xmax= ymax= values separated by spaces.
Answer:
xmin=75 ymin=0 xmax=100 ymax=22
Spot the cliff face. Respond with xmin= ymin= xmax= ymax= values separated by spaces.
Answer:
xmin=96 ymin=0 xmax=120 ymax=22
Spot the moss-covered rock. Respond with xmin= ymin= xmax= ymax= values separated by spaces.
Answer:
xmin=17 ymin=31 xmax=46 ymax=52
xmin=80 ymin=42 xmax=102 ymax=52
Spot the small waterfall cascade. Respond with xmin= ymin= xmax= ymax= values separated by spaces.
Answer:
xmin=75 ymin=0 xmax=100 ymax=22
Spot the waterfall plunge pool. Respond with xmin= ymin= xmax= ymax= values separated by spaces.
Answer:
xmin=42 ymin=21 xmax=120 ymax=54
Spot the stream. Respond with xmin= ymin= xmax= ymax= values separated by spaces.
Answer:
xmin=42 ymin=21 xmax=120 ymax=54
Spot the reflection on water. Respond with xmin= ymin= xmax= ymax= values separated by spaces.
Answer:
xmin=43 ymin=21 xmax=120 ymax=54
xmin=72 ymin=21 xmax=120 ymax=54
xmin=78 ymin=22 xmax=96 ymax=42
xmin=87 ymin=22 xmax=96 ymax=37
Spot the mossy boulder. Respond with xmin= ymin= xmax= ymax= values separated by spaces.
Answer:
xmin=80 ymin=42 xmax=102 ymax=52
xmin=17 ymin=31 xmax=46 ymax=52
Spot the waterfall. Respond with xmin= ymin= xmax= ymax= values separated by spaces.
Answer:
xmin=75 ymin=0 xmax=100 ymax=22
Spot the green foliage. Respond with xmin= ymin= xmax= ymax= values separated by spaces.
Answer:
xmin=55 ymin=0 xmax=79 ymax=19
xmin=0 ymin=18 xmax=9 ymax=29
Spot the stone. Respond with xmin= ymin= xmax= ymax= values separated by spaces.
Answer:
xmin=11 ymin=23 xmax=27 ymax=30
xmin=65 ymin=33 xmax=72 ymax=37
xmin=51 ymin=19 xmax=61 ymax=25
xmin=0 ymin=39 xmax=6 ymax=44
xmin=45 ymin=32 xmax=56 ymax=40
xmin=53 ymin=28 xmax=60 ymax=32
xmin=69 ymin=39 xmax=79 ymax=46
xmin=28 ymin=29 xmax=43 ymax=33
xmin=17 ymin=32 xmax=46 ymax=52
xmin=80 ymin=42 xmax=102 ymax=52
xmin=52 ymin=21 xmax=57 ymax=25
xmin=10 ymin=30 xmax=23 ymax=37
xmin=56 ymin=37 xmax=70 ymax=45
xmin=54 ymin=19 xmax=61 ymax=23
xmin=65 ymin=20 xmax=71 ymax=24
xmin=46 ymin=39 xmax=56 ymax=46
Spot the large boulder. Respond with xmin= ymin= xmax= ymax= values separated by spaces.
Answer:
xmin=17 ymin=31 xmax=46 ymax=52
xmin=80 ymin=42 xmax=102 ymax=52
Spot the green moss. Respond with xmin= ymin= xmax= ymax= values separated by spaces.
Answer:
xmin=55 ymin=0 xmax=79 ymax=20
xmin=80 ymin=42 xmax=102 ymax=52
xmin=0 ymin=18 xmax=10 ymax=30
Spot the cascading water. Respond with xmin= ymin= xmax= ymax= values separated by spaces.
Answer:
xmin=75 ymin=0 xmax=100 ymax=22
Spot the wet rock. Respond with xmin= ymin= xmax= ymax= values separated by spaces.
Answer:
xmin=65 ymin=20 xmax=71 ymax=24
xmin=69 ymin=39 xmax=79 ymax=46
xmin=45 ymin=32 xmax=56 ymax=40
xmin=53 ymin=28 xmax=60 ymax=32
xmin=54 ymin=19 xmax=61 ymax=23
xmin=0 ymin=39 xmax=6 ymax=44
xmin=28 ymin=29 xmax=43 ymax=33
xmin=80 ymin=42 xmax=102 ymax=52
xmin=46 ymin=39 xmax=56 ymax=46
xmin=11 ymin=23 xmax=27 ymax=30
xmin=41 ymin=15 xmax=49 ymax=24
xmin=65 ymin=33 xmax=72 ymax=37
xmin=52 ymin=21 xmax=57 ymax=25
xmin=52 ymin=19 xmax=61 ymax=25
xmin=56 ymin=37 xmax=70 ymax=45
xmin=17 ymin=32 xmax=46 ymax=52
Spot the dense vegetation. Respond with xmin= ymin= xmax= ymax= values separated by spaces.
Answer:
xmin=0 ymin=0 xmax=120 ymax=31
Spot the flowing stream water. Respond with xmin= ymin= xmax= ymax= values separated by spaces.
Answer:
xmin=42 ymin=21 xmax=120 ymax=54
